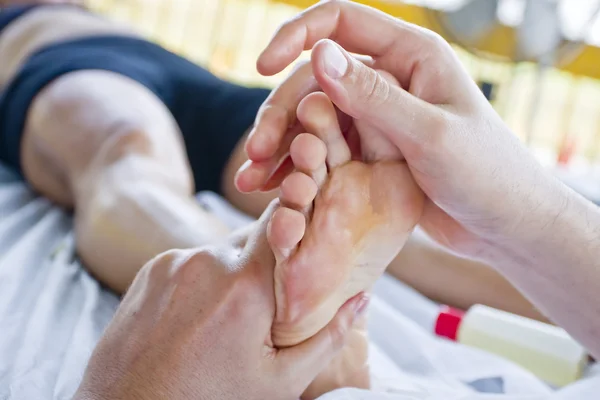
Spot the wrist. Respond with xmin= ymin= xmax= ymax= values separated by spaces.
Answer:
xmin=477 ymin=172 xmax=600 ymax=358
xmin=484 ymin=173 xmax=600 ymax=272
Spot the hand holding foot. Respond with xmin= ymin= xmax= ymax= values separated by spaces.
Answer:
xmin=75 ymin=202 xmax=369 ymax=400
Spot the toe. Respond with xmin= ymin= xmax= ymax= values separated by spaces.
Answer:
xmin=280 ymin=172 xmax=318 ymax=211
xmin=245 ymin=105 xmax=288 ymax=161
xmin=268 ymin=207 xmax=306 ymax=262
xmin=297 ymin=92 xmax=351 ymax=169
xmin=290 ymin=133 xmax=328 ymax=187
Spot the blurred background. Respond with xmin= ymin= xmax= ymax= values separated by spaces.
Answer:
xmin=86 ymin=0 xmax=600 ymax=198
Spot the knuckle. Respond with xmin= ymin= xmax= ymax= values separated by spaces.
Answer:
xmin=188 ymin=246 xmax=219 ymax=265
xmin=186 ymin=246 xmax=219 ymax=269
xmin=422 ymin=29 xmax=451 ymax=52
xmin=260 ymin=104 xmax=289 ymax=126
xmin=169 ymin=247 xmax=219 ymax=285
xmin=412 ymin=26 xmax=453 ymax=58
xmin=144 ymin=249 xmax=188 ymax=282
xmin=355 ymin=68 xmax=390 ymax=111
xmin=158 ymin=248 xmax=186 ymax=265
xmin=257 ymin=100 xmax=292 ymax=133
xmin=153 ymin=248 xmax=185 ymax=268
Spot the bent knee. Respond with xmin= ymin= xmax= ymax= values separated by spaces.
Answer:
xmin=22 ymin=71 xmax=191 ymax=199
xmin=24 ymin=71 xmax=160 ymax=170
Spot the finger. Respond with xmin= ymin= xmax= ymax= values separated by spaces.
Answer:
xmin=376 ymin=69 xmax=400 ymax=87
xmin=260 ymin=154 xmax=294 ymax=192
xmin=246 ymin=61 xmax=318 ymax=162
xmin=235 ymin=126 xmax=300 ymax=193
xmin=276 ymin=292 xmax=370 ymax=394
xmin=355 ymin=69 xmax=406 ymax=162
xmin=257 ymin=0 xmax=428 ymax=84
xmin=246 ymin=56 xmax=374 ymax=162
xmin=235 ymin=152 xmax=295 ymax=194
xmin=239 ymin=56 xmax=373 ymax=192
xmin=235 ymin=159 xmax=277 ymax=193
xmin=311 ymin=39 xmax=444 ymax=149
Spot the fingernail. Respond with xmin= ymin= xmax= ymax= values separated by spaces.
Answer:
xmin=238 ymin=159 xmax=252 ymax=173
xmin=321 ymin=41 xmax=348 ymax=79
xmin=245 ymin=129 xmax=261 ymax=155
xmin=354 ymin=294 xmax=370 ymax=318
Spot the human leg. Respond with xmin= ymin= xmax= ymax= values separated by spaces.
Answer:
xmin=21 ymin=70 xmax=232 ymax=293
xmin=221 ymin=131 xmax=279 ymax=218
xmin=386 ymin=228 xmax=549 ymax=322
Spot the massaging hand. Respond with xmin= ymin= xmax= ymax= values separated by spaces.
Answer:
xmin=73 ymin=202 xmax=368 ymax=400
xmin=236 ymin=0 xmax=562 ymax=260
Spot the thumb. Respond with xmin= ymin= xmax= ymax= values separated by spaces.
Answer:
xmin=275 ymin=293 xmax=370 ymax=394
xmin=311 ymin=39 xmax=441 ymax=148
xmin=240 ymin=198 xmax=279 ymax=267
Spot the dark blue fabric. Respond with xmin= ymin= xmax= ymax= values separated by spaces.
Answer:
xmin=0 ymin=5 xmax=39 ymax=34
xmin=0 ymin=34 xmax=270 ymax=194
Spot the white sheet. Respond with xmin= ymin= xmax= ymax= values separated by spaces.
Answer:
xmin=1 ymin=166 xmax=598 ymax=399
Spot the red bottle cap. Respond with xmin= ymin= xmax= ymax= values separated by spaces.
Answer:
xmin=434 ymin=305 xmax=465 ymax=341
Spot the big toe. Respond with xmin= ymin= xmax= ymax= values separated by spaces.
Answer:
xmin=297 ymin=92 xmax=351 ymax=169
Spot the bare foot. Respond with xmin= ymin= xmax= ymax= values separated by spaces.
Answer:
xmin=267 ymin=92 xmax=424 ymax=398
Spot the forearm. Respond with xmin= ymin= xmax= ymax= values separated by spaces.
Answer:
xmin=388 ymin=228 xmax=548 ymax=322
xmin=489 ymin=178 xmax=600 ymax=358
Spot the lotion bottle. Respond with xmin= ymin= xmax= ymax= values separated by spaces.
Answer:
xmin=434 ymin=304 xmax=588 ymax=387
